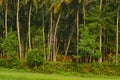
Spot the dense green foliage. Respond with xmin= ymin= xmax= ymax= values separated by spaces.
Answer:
xmin=0 ymin=0 xmax=120 ymax=77
xmin=2 ymin=28 xmax=18 ymax=57
xmin=0 ymin=59 xmax=120 ymax=76
xmin=35 ymin=62 xmax=120 ymax=76
xmin=27 ymin=49 xmax=43 ymax=68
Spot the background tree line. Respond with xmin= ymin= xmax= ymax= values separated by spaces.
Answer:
xmin=0 ymin=0 xmax=120 ymax=66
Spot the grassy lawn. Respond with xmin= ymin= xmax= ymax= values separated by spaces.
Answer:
xmin=0 ymin=69 xmax=120 ymax=80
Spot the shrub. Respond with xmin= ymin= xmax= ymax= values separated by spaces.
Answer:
xmin=2 ymin=29 xmax=18 ymax=56
xmin=6 ymin=55 xmax=20 ymax=68
xmin=0 ymin=28 xmax=20 ymax=69
xmin=32 ymin=62 xmax=120 ymax=76
xmin=37 ymin=62 xmax=64 ymax=73
xmin=0 ymin=59 xmax=6 ymax=67
xmin=33 ymin=62 xmax=92 ymax=74
xmin=26 ymin=49 xmax=43 ymax=68
xmin=0 ymin=55 xmax=20 ymax=69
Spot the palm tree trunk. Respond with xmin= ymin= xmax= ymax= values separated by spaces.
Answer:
xmin=42 ymin=8 xmax=46 ymax=61
xmin=83 ymin=3 xmax=86 ymax=25
xmin=116 ymin=2 xmax=120 ymax=65
xmin=76 ymin=5 xmax=79 ymax=62
xmin=63 ymin=26 xmax=74 ymax=63
xmin=17 ymin=0 xmax=22 ymax=59
xmin=47 ymin=33 xmax=50 ymax=61
xmin=98 ymin=0 xmax=103 ymax=64
xmin=5 ymin=2 xmax=8 ymax=38
xmin=48 ymin=11 xmax=53 ymax=61
xmin=53 ymin=13 xmax=61 ymax=62
xmin=99 ymin=29 xmax=102 ymax=63
xmin=55 ymin=29 xmax=65 ymax=61
xmin=28 ymin=2 xmax=32 ymax=50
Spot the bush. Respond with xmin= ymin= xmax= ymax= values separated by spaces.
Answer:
xmin=6 ymin=55 xmax=20 ymax=68
xmin=29 ymin=62 xmax=120 ymax=76
xmin=32 ymin=62 xmax=92 ymax=74
xmin=37 ymin=62 xmax=64 ymax=73
xmin=26 ymin=49 xmax=43 ymax=68
xmin=0 ymin=29 xmax=21 ymax=69
xmin=0 ymin=55 xmax=20 ymax=69
xmin=0 ymin=59 xmax=6 ymax=67
xmin=90 ymin=63 xmax=120 ymax=76
xmin=16 ymin=59 xmax=28 ymax=69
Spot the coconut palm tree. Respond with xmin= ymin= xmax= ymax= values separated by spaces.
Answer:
xmin=76 ymin=0 xmax=81 ymax=62
xmin=115 ymin=0 xmax=120 ymax=64
xmin=24 ymin=0 xmax=38 ymax=50
xmin=45 ymin=0 xmax=63 ymax=62
xmin=81 ymin=0 xmax=88 ymax=25
xmin=98 ymin=0 xmax=103 ymax=64
xmin=16 ymin=0 xmax=22 ymax=59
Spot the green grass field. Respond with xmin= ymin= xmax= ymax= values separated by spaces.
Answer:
xmin=0 ymin=69 xmax=119 ymax=80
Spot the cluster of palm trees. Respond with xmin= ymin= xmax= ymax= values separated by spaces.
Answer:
xmin=0 ymin=0 xmax=120 ymax=64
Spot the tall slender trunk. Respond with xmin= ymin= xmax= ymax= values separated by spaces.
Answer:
xmin=48 ymin=11 xmax=53 ymax=61
xmin=17 ymin=0 xmax=22 ymax=59
xmin=28 ymin=3 xmax=32 ymax=50
xmin=53 ymin=13 xmax=61 ymax=62
xmin=99 ymin=0 xmax=103 ymax=64
xmin=42 ymin=8 xmax=46 ymax=61
xmin=2 ymin=1 xmax=8 ymax=59
xmin=63 ymin=27 xmax=74 ymax=63
xmin=25 ymin=34 xmax=28 ymax=59
xmin=83 ymin=3 xmax=86 ymax=25
xmin=2 ymin=31 xmax=5 ymax=58
xmin=47 ymin=33 xmax=50 ymax=61
xmin=76 ymin=4 xmax=79 ymax=62
xmin=5 ymin=2 xmax=8 ymax=38
xmin=116 ymin=2 xmax=120 ymax=65
xmin=99 ymin=29 xmax=102 ymax=63
xmin=55 ymin=28 xmax=65 ymax=61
